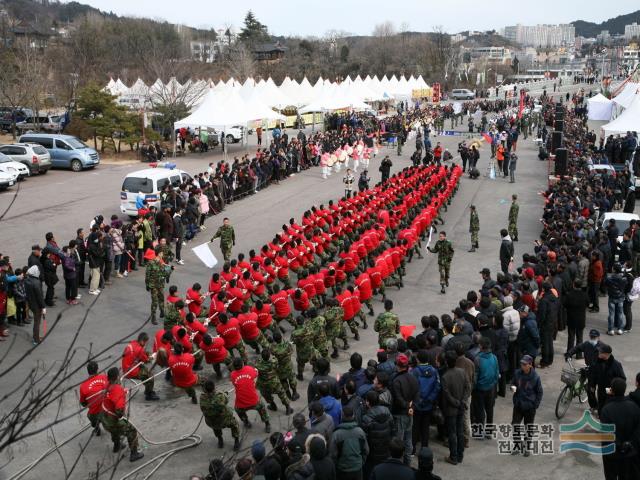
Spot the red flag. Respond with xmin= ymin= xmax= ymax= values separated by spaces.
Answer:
xmin=400 ymin=325 xmax=416 ymax=340
xmin=482 ymin=132 xmax=492 ymax=144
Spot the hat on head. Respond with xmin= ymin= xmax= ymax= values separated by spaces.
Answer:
xmin=517 ymin=304 xmax=529 ymax=313
xmin=396 ymin=354 xmax=409 ymax=368
xmin=520 ymin=354 xmax=533 ymax=365
xmin=143 ymin=248 xmax=156 ymax=261
xmin=480 ymin=267 xmax=491 ymax=275
xmin=251 ymin=440 xmax=266 ymax=462
xmin=597 ymin=343 xmax=612 ymax=354
xmin=589 ymin=329 xmax=600 ymax=338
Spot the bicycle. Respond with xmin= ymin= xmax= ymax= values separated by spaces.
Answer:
xmin=555 ymin=358 xmax=588 ymax=419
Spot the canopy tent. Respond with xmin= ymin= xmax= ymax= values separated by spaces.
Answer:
xmin=612 ymin=82 xmax=639 ymax=109
xmin=587 ymin=93 xmax=614 ymax=121
xmin=299 ymin=83 xmax=371 ymax=113
xmin=602 ymin=94 xmax=640 ymax=136
xmin=174 ymin=88 xmax=284 ymax=130
xmin=255 ymin=78 xmax=293 ymax=109
xmin=110 ymin=78 xmax=129 ymax=96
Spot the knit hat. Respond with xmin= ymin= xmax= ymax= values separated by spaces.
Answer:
xmin=251 ymin=440 xmax=265 ymax=462
xmin=27 ymin=265 xmax=40 ymax=277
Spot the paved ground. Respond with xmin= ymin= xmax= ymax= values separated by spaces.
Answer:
xmin=1 ymin=86 xmax=627 ymax=480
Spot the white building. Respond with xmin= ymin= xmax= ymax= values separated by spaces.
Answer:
xmin=503 ymin=24 xmax=575 ymax=47
xmin=625 ymin=23 xmax=640 ymax=40
xmin=190 ymin=40 xmax=216 ymax=63
xmin=622 ymin=44 xmax=640 ymax=69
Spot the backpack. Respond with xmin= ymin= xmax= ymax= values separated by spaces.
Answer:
xmin=628 ymin=277 xmax=640 ymax=301
xmin=414 ymin=365 xmax=441 ymax=411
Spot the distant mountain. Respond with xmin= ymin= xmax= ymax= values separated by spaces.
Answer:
xmin=572 ymin=10 xmax=640 ymax=37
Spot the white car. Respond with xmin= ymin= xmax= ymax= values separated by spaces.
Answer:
xmin=0 ymin=169 xmax=16 ymax=190
xmin=0 ymin=152 xmax=28 ymax=180
xmin=216 ymin=126 xmax=245 ymax=144
xmin=599 ymin=212 xmax=640 ymax=246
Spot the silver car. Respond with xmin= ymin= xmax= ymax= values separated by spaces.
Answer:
xmin=0 ymin=143 xmax=52 ymax=174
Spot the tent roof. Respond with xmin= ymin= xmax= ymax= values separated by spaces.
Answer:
xmin=602 ymin=93 xmax=640 ymax=135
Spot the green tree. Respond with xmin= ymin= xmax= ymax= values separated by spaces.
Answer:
xmin=238 ymin=10 xmax=269 ymax=45
xmin=340 ymin=45 xmax=349 ymax=63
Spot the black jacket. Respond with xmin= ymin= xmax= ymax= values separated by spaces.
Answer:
xmin=594 ymin=355 xmax=626 ymax=400
xmin=605 ymin=273 xmax=628 ymax=300
xmin=27 ymin=254 xmax=44 ymax=282
xmin=173 ymin=214 xmax=184 ymax=240
xmin=511 ymin=368 xmax=543 ymax=412
xmin=25 ymin=274 xmax=45 ymax=311
xmin=361 ymin=405 xmax=393 ymax=464
xmin=563 ymin=288 xmax=590 ymax=329
xmin=499 ymin=238 xmax=514 ymax=263
xmin=600 ymin=396 xmax=640 ymax=459
xmin=441 ymin=367 xmax=470 ymax=417
xmin=75 ymin=236 xmax=87 ymax=261
xmin=566 ymin=340 xmax=601 ymax=367
xmin=390 ymin=370 xmax=419 ymax=415
xmin=537 ymin=293 xmax=559 ymax=330
xmin=307 ymin=374 xmax=340 ymax=404
xmin=371 ymin=458 xmax=416 ymax=480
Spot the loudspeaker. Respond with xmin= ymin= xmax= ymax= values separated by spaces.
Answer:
xmin=552 ymin=131 xmax=563 ymax=152
xmin=555 ymin=110 xmax=564 ymax=122
xmin=554 ymin=119 xmax=564 ymax=132
xmin=555 ymin=148 xmax=568 ymax=176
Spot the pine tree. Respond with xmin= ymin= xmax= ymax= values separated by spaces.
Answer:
xmin=238 ymin=10 xmax=269 ymax=44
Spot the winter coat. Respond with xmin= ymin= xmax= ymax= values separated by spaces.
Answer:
xmin=308 ymin=374 xmax=340 ymax=404
xmin=87 ymin=240 xmax=105 ymax=269
xmin=600 ymin=397 xmax=640 ymax=461
xmin=441 ymin=367 xmax=470 ymax=417
xmin=310 ymin=413 xmax=335 ymax=445
xmin=329 ymin=421 xmax=369 ymax=473
xmin=537 ymin=292 xmax=559 ymax=331
xmin=361 ymin=405 xmax=393 ymax=464
xmin=575 ymin=257 xmax=590 ymax=288
xmin=320 ymin=395 xmax=342 ymax=427
xmin=390 ymin=370 xmax=419 ymax=415
xmin=370 ymin=458 xmax=416 ymax=480
xmin=494 ymin=327 xmax=509 ymax=372
xmin=111 ymin=228 xmax=124 ymax=255
xmin=198 ymin=193 xmax=210 ymax=215
xmin=606 ymin=273 xmax=628 ymax=300
xmin=511 ymin=368 xmax=543 ymax=412
xmin=42 ymin=256 xmax=58 ymax=287
xmin=61 ymin=254 xmax=76 ymax=280
xmin=306 ymin=434 xmax=336 ymax=480
xmin=25 ymin=274 xmax=45 ymax=311
xmin=594 ymin=355 xmax=626 ymax=401
xmin=285 ymin=453 xmax=314 ymax=480
xmin=563 ymin=288 xmax=590 ymax=330
xmin=474 ymin=351 xmax=499 ymax=391
xmin=517 ymin=313 xmax=540 ymax=358
xmin=499 ymin=237 xmax=514 ymax=264
xmin=502 ymin=306 xmax=521 ymax=342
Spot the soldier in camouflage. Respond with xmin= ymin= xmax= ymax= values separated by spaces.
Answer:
xmin=509 ymin=194 xmax=519 ymax=241
xmin=374 ymin=299 xmax=400 ymax=348
xmin=163 ymin=299 xmax=185 ymax=330
xmin=306 ymin=307 xmax=329 ymax=359
xmin=270 ymin=330 xmax=300 ymax=400
xmin=324 ymin=297 xmax=349 ymax=357
xmin=469 ymin=204 xmax=480 ymax=252
xmin=256 ymin=349 xmax=294 ymax=414
xmin=145 ymin=248 xmax=170 ymax=325
xmin=211 ymin=217 xmax=235 ymax=262
xmin=290 ymin=316 xmax=317 ymax=380
xmin=200 ymin=378 xmax=240 ymax=451
xmin=427 ymin=231 xmax=455 ymax=294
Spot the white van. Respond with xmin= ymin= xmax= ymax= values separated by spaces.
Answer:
xmin=120 ymin=164 xmax=191 ymax=217
xmin=450 ymin=89 xmax=475 ymax=100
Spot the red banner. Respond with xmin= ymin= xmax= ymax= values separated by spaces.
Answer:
xmin=518 ymin=89 xmax=526 ymax=119
xmin=432 ymin=83 xmax=441 ymax=103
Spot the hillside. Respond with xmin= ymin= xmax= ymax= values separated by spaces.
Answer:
xmin=572 ymin=9 xmax=640 ymax=37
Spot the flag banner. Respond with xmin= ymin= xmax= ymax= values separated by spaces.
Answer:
xmin=192 ymin=243 xmax=218 ymax=268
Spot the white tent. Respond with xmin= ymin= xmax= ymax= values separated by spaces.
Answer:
xmin=587 ymin=93 xmax=613 ymax=121
xmin=174 ymin=88 xmax=284 ymax=130
xmin=612 ymin=83 xmax=639 ymax=109
xmin=602 ymin=94 xmax=640 ymax=136
xmin=111 ymin=78 xmax=129 ymax=96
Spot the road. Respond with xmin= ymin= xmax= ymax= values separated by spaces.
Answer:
xmin=1 ymin=87 xmax=623 ymax=480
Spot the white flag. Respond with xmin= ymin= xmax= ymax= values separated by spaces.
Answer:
xmin=192 ymin=242 xmax=218 ymax=268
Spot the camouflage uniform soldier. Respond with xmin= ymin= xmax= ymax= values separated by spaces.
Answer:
xmin=271 ymin=331 xmax=300 ymax=400
xmin=306 ymin=308 xmax=329 ymax=359
xmin=200 ymin=378 xmax=240 ymax=451
xmin=469 ymin=205 xmax=479 ymax=252
xmin=374 ymin=299 xmax=400 ymax=349
xmin=145 ymin=249 xmax=170 ymax=325
xmin=159 ymin=238 xmax=174 ymax=263
xmin=427 ymin=231 xmax=455 ymax=294
xmin=163 ymin=299 xmax=185 ymax=330
xmin=290 ymin=316 xmax=317 ymax=380
xmin=255 ymin=349 xmax=294 ymax=414
xmin=509 ymin=194 xmax=519 ymax=241
xmin=211 ymin=217 xmax=236 ymax=262
xmin=101 ymin=367 xmax=144 ymax=462
xmin=324 ymin=297 xmax=349 ymax=357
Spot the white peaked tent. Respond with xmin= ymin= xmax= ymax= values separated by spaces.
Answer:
xmin=256 ymin=79 xmax=292 ymax=109
xmin=612 ymin=83 xmax=639 ymax=109
xmin=602 ymin=94 xmax=640 ymax=136
xmin=111 ymin=78 xmax=129 ymax=96
xmin=415 ymin=75 xmax=429 ymax=89
xmin=175 ymin=88 xmax=284 ymax=130
xmin=298 ymin=77 xmax=315 ymax=106
xmin=587 ymin=93 xmax=614 ymax=121
xmin=106 ymin=78 xmax=116 ymax=93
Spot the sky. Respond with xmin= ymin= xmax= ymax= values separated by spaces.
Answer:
xmin=64 ymin=0 xmax=639 ymax=37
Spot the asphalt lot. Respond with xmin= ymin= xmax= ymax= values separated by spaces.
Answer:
xmin=1 ymin=85 xmax=629 ymax=480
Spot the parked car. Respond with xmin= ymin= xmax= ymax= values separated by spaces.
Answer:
xmin=120 ymin=165 xmax=191 ymax=216
xmin=450 ymin=88 xmax=475 ymax=100
xmin=215 ymin=126 xmax=245 ymax=144
xmin=0 ymin=143 xmax=52 ymax=174
xmin=16 ymin=115 xmax=62 ymax=134
xmin=0 ymin=108 xmax=32 ymax=133
xmin=0 ymin=152 xmax=29 ymax=180
xmin=0 ymin=169 xmax=16 ymax=190
xmin=598 ymin=211 xmax=640 ymax=245
xmin=18 ymin=134 xmax=100 ymax=172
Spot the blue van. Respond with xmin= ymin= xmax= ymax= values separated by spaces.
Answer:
xmin=18 ymin=133 xmax=100 ymax=172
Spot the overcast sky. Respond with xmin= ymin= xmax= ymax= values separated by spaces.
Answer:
xmin=64 ymin=0 xmax=639 ymax=37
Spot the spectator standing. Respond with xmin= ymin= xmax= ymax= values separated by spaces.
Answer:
xmin=390 ymin=354 xmax=419 ymax=465
xmin=24 ymin=265 xmax=45 ymax=345
xmin=329 ymin=405 xmax=369 ymax=480
xmin=510 ymin=355 xmax=543 ymax=456
xmin=441 ymin=351 xmax=470 ymax=465
xmin=471 ymin=337 xmax=499 ymax=438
